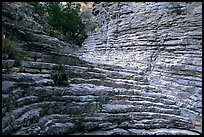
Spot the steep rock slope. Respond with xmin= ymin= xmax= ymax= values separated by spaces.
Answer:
xmin=2 ymin=2 xmax=202 ymax=135
xmin=2 ymin=2 xmax=87 ymax=135
xmin=78 ymin=2 xmax=202 ymax=134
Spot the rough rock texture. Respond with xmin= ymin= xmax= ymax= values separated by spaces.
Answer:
xmin=2 ymin=2 xmax=202 ymax=135
xmin=78 ymin=2 xmax=202 ymax=135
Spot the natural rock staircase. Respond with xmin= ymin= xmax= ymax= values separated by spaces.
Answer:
xmin=2 ymin=2 xmax=202 ymax=135
xmin=2 ymin=46 xmax=201 ymax=135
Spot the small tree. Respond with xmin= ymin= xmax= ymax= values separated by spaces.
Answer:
xmin=32 ymin=2 xmax=87 ymax=46
xmin=47 ymin=2 xmax=87 ymax=46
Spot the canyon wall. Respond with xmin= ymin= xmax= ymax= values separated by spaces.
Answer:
xmin=78 ymin=2 xmax=202 ymax=134
xmin=2 ymin=2 xmax=202 ymax=135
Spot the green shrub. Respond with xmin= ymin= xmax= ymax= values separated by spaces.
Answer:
xmin=33 ymin=2 xmax=47 ymax=17
xmin=2 ymin=37 xmax=24 ymax=66
xmin=74 ymin=29 xmax=87 ymax=46
xmin=32 ymin=2 xmax=88 ymax=47
xmin=2 ymin=37 xmax=17 ymax=59
xmin=92 ymin=23 xmax=101 ymax=33
xmin=170 ymin=3 xmax=183 ymax=15
xmin=52 ymin=64 xmax=70 ymax=85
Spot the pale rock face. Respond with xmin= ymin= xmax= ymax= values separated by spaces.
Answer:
xmin=78 ymin=2 xmax=202 ymax=134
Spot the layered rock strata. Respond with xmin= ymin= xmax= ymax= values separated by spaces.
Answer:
xmin=78 ymin=2 xmax=202 ymax=134
xmin=2 ymin=2 xmax=202 ymax=135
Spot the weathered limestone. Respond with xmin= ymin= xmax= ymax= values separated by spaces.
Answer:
xmin=78 ymin=2 xmax=202 ymax=135
xmin=2 ymin=2 xmax=202 ymax=135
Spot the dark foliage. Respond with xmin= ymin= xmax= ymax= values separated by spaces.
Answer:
xmin=32 ymin=2 xmax=87 ymax=47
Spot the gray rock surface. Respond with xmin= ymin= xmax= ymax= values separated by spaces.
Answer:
xmin=2 ymin=2 xmax=202 ymax=135
xmin=78 ymin=2 xmax=202 ymax=135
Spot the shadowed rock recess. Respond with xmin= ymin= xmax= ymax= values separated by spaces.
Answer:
xmin=2 ymin=2 xmax=202 ymax=135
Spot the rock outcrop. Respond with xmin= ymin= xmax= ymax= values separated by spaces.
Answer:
xmin=78 ymin=2 xmax=202 ymax=134
xmin=2 ymin=2 xmax=202 ymax=135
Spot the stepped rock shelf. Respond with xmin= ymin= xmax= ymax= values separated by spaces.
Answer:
xmin=2 ymin=2 xmax=202 ymax=135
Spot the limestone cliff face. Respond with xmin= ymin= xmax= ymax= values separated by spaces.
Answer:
xmin=78 ymin=2 xmax=202 ymax=134
xmin=2 ymin=2 xmax=202 ymax=135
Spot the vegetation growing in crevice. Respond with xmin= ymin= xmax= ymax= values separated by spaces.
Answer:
xmin=169 ymin=3 xmax=184 ymax=15
xmin=74 ymin=116 xmax=85 ymax=132
xmin=92 ymin=23 xmax=101 ymax=33
xmin=52 ymin=64 xmax=70 ymax=85
xmin=2 ymin=35 xmax=28 ymax=68
xmin=2 ymin=37 xmax=17 ymax=59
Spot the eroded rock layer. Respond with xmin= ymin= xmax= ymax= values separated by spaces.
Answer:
xmin=2 ymin=2 xmax=202 ymax=135
xmin=78 ymin=2 xmax=202 ymax=134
